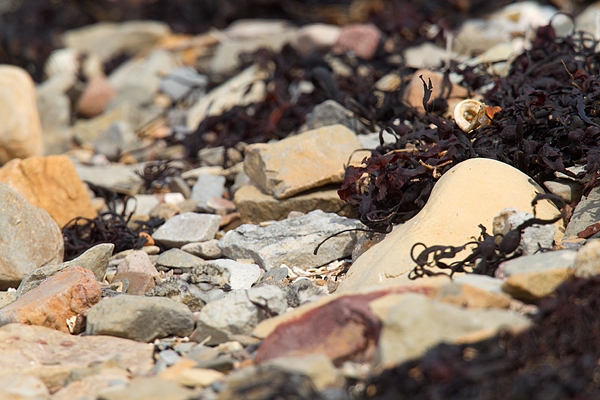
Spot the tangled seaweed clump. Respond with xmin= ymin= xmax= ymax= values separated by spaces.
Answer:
xmin=362 ymin=275 xmax=600 ymax=399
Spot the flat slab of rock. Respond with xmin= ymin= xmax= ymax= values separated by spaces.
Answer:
xmin=0 ymin=266 xmax=101 ymax=333
xmin=218 ymin=210 xmax=364 ymax=270
xmin=86 ymin=295 xmax=195 ymax=342
xmin=244 ymin=124 xmax=362 ymax=199
xmin=564 ymin=186 xmax=600 ymax=238
xmin=0 ymin=183 xmax=64 ymax=290
xmin=75 ymin=160 xmax=144 ymax=195
xmin=0 ymin=155 xmax=96 ymax=227
xmin=337 ymin=158 xmax=564 ymax=292
xmin=0 ymin=323 xmax=153 ymax=393
xmin=152 ymin=212 xmax=222 ymax=248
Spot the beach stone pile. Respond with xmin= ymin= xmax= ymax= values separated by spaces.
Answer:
xmin=1 ymin=1 xmax=600 ymax=399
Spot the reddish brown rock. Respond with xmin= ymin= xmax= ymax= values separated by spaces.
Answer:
xmin=113 ymin=271 xmax=156 ymax=295
xmin=333 ymin=23 xmax=381 ymax=60
xmin=0 ymin=266 xmax=101 ymax=333
xmin=0 ymin=155 xmax=97 ymax=227
xmin=76 ymin=74 xmax=117 ymax=118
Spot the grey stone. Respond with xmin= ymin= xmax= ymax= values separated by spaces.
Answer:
xmin=183 ymin=345 xmax=219 ymax=363
xmin=453 ymin=274 xmax=505 ymax=294
xmin=152 ymin=212 xmax=222 ymax=248
xmin=191 ymin=285 xmax=287 ymax=345
xmin=106 ymin=85 xmax=155 ymax=110
xmin=0 ymin=184 xmax=64 ymax=290
xmin=286 ymin=278 xmax=327 ymax=307
xmin=493 ymin=208 xmax=556 ymax=256
xmin=86 ymin=295 xmax=195 ymax=342
xmin=167 ymin=176 xmax=192 ymax=199
xmin=109 ymin=50 xmax=178 ymax=95
xmin=565 ymin=186 xmax=600 ymax=238
xmin=156 ymin=249 xmax=205 ymax=271
xmin=181 ymin=239 xmax=223 ymax=260
xmin=75 ymin=161 xmax=143 ymax=195
xmin=158 ymin=349 xmax=181 ymax=366
xmin=145 ymin=276 xmax=207 ymax=311
xmin=218 ymin=210 xmax=363 ymax=270
xmin=17 ymin=243 xmax=114 ymax=297
xmin=543 ymin=179 xmax=583 ymax=204
xmin=191 ymin=174 xmax=226 ymax=208
xmin=371 ymin=293 xmax=531 ymax=368
xmin=300 ymin=100 xmax=370 ymax=134
xmin=205 ymin=259 xmax=261 ymax=290
xmin=120 ymin=194 xmax=161 ymax=216
xmin=495 ymin=250 xmax=577 ymax=279
xmin=160 ymin=67 xmax=208 ymax=102
xmin=92 ymin=121 xmax=140 ymax=161
xmin=357 ymin=131 xmax=400 ymax=150
xmin=72 ymin=102 xmax=145 ymax=146
xmin=187 ymin=263 xmax=231 ymax=287
xmin=263 ymin=267 xmax=288 ymax=283
xmin=572 ymin=239 xmax=600 ymax=278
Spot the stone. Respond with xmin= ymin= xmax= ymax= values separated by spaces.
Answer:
xmin=453 ymin=274 xmax=506 ymax=294
xmin=76 ymin=73 xmax=117 ymax=118
xmin=145 ymin=277 xmax=210 ymax=311
xmin=160 ymin=359 xmax=224 ymax=388
xmin=109 ymin=50 xmax=179 ymax=96
xmin=543 ymin=179 xmax=583 ymax=204
xmin=51 ymin=368 xmax=129 ymax=400
xmin=263 ymin=354 xmax=338 ymax=391
xmin=564 ymin=186 xmax=600 ymax=238
xmin=234 ymin=184 xmax=354 ymax=224
xmin=93 ymin=121 xmax=141 ymax=162
xmin=300 ymin=100 xmax=370 ymax=134
xmin=75 ymin=162 xmax=143 ymax=195
xmin=86 ymin=295 xmax=195 ymax=342
xmin=193 ymin=260 xmax=261 ymax=290
xmin=191 ymin=174 xmax=226 ymax=208
xmin=97 ymin=377 xmax=194 ymax=400
xmin=116 ymin=250 xmax=160 ymax=276
xmin=218 ymin=210 xmax=364 ymax=270
xmin=492 ymin=208 xmax=556 ymax=256
xmin=0 ymin=65 xmax=44 ymax=165
xmin=152 ymin=212 xmax=222 ymax=248
xmin=434 ymin=282 xmax=512 ymax=309
xmin=157 ymin=249 xmax=206 ymax=271
xmin=244 ymin=125 xmax=362 ymax=199
xmin=0 ymin=291 xmax=17 ymax=309
xmin=123 ymin=194 xmax=161 ymax=217
xmin=0 ymin=323 xmax=153 ymax=393
xmin=332 ymin=23 xmax=381 ymax=60
xmin=17 ymin=243 xmax=114 ymax=297
xmin=572 ymin=239 xmax=600 ymax=278
xmin=187 ymin=65 xmax=269 ymax=131
xmin=0 ymin=373 xmax=50 ymax=399
xmin=114 ymin=271 xmax=156 ymax=295
xmin=36 ymin=73 xmax=73 ymax=155
xmin=0 ymin=267 xmax=101 ymax=333
xmin=191 ymin=285 xmax=287 ymax=345
xmin=290 ymin=24 xmax=340 ymax=56
xmin=402 ymin=69 xmax=471 ymax=115
xmin=370 ymin=293 xmax=531 ymax=369
xmin=502 ymin=268 xmax=573 ymax=302
xmin=495 ymin=250 xmax=577 ymax=279
xmin=63 ymin=21 xmax=171 ymax=62
xmin=404 ymin=42 xmax=459 ymax=69
xmin=72 ymin=102 xmax=145 ymax=146
xmin=0 ymin=155 xmax=96 ymax=227
xmin=160 ymin=67 xmax=208 ymax=102
xmin=0 ymin=184 xmax=63 ymax=290
xmin=181 ymin=240 xmax=223 ymax=259
xmin=337 ymin=158 xmax=564 ymax=292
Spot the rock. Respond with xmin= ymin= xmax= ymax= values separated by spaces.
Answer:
xmin=371 ymin=293 xmax=531 ymax=368
xmin=0 ymin=267 xmax=101 ymax=333
xmin=564 ymin=186 xmax=600 ymax=238
xmin=114 ymin=271 xmax=156 ymax=296
xmin=191 ymin=260 xmax=261 ymax=290
xmin=263 ymin=354 xmax=338 ymax=391
xmin=453 ymin=274 xmax=506 ymax=294
xmin=36 ymin=73 xmax=74 ymax=155
xmin=244 ymin=125 xmax=362 ymax=199
xmin=17 ymin=243 xmax=114 ymax=297
xmin=181 ymin=239 xmax=223 ymax=259
xmin=187 ymin=65 xmax=269 ymax=131
xmin=338 ymin=158 xmax=564 ymax=292
xmin=290 ymin=24 xmax=340 ymax=56
xmin=50 ymin=368 xmax=129 ymax=400
xmin=0 ymin=65 xmax=43 ymax=165
xmin=543 ymin=179 xmax=583 ymax=203
xmin=160 ymin=67 xmax=208 ymax=102
xmin=76 ymin=74 xmax=117 ymax=118
xmin=122 ymin=194 xmax=161 ymax=217
xmin=0 ymin=155 xmax=97 ymax=227
xmin=219 ymin=210 xmax=363 ymax=270
xmin=74 ymin=162 xmax=143 ymax=195
xmin=300 ymin=100 xmax=371 ymax=134
xmin=0 ymin=183 xmax=63 ymax=290
xmin=160 ymin=359 xmax=225 ymax=388
xmin=191 ymin=174 xmax=226 ymax=208
xmin=434 ymin=282 xmax=512 ymax=309
xmin=502 ymin=268 xmax=573 ymax=302
xmin=401 ymin=69 xmax=471 ymax=115
xmin=234 ymin=184 xmax=354 ymax=224
xmin=0 ymin=373 xmax=50 ymax=399
xmin=492 ymin=208 xmax=556 ymax=256
xmin=332 ymin=23 xmax=381 ymax=60
xmin=145 ymin=277 xmax=210 ymax=311
xmin=404 ymin=42 xmax=459 ymax=69
xmin=156 ymin=249 xmax=205 ymax=271
xmin=63 ymin=21 xmax=171 ymax=62
xmin=572 ymin=239 xmax=600 ymax=278
xmin=116 ymin=250 xmax=160 ymax=276
xmin=152 ymin=212 xmax=222 ymax=248
xmin=97 ymin=377 xmax=194 ymax=400
xmin=0 ymin=291 xmax=17 ymax=309
xmin=109 ymin=50 xmax=179 ymax=96
xmin=86 ymin=295 xmax=195 ymax=342
xmin=72 ymin=102 xmax=145 ymax=146
xmin=0 ymin=323 xmax=153 ymax=393
xmin=191 ymin=285 xmax=287 ymax=345
xmin=93 ymin=121 xmax=141 ymax=161
xmin=495 ymin=250 xmax=577 ymax=279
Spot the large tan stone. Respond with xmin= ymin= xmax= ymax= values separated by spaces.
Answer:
xmin=337 ymin=158 xmax=564 ymax=293
xmin=502 ymin=268 xmax=573 ymax=302
xmin=244 ymin=124 xmax=362 ymax=199
xmin=0 ymin=155 xmax=96 ymax=227
xmin=234 ymin=184 xmax=356 ymax=224
xmin=0 ymin=65 xmax=44 ymax=165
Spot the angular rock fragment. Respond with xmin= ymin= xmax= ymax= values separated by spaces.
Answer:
xmin=152 ymin=212 xmax=222 ymax=248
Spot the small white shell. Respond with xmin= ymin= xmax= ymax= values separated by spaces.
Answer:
xmin=454 ymin=99 xmax=487 ymax=132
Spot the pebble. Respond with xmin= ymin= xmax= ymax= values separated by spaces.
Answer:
xmin=181 ymin=239 xmax=223 ymax=259
xmin=290 ymin=23 xmax=340 ymax=56
xmin=156 ymin=248 xmax=206 ymax=271
xmin=152 ymin=212 xmax=222 ymax=248
xmin=300 ymin=99 xmax=371 ymax=134
xmin=76 ymin=73 xmax=117 ymax=118
xmin=332 ymin=23 xmax=381 ymax=60
xmin=191 ymin=174 xmax=226 ymax=208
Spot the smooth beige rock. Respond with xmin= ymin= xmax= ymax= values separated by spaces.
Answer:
xmin=234 ymin=184 xmax=355 ymax=224
xmin=502 ymin=268 xmax=573 ymax=302
xmin=244 ymin=125 xmax=362 ymax=199
xmin=0 ymin=373 xmax=50 ymax=399
xmin=0 ymin=323 xmax=153 ymax=393
xmin=0 ymin=65 xmax=44 ymax=165
xmin=337 ymin=158 xmax=564 ymax=293
xmin=0 ymin=155 xmax=97 ymax=227
xmin=572 ymin=239 xmax=600 ymax=278
xmin=402 ymin=69 xmax=472 ymax=116
xmin=51 ymin=368 xmax=129 ymax=400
